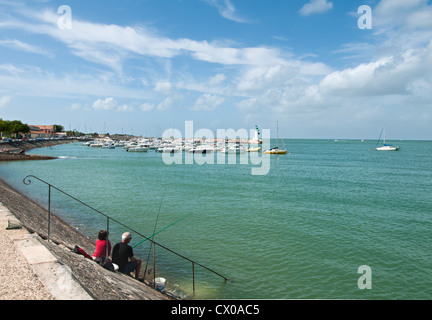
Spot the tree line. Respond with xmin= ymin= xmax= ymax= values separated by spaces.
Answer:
xmin=0 ymin=119 xmax=65 ymax=138
xmin=0 ymin=119 xmax=30 ymax=138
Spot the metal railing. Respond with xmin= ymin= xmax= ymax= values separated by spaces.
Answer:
xmin=23 ymin=175 xmax=231 ymax=293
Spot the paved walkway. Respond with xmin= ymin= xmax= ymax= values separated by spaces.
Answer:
xmin=0 ymin=202 xmax=92 ymax=300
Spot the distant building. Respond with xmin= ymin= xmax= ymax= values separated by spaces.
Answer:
xmin=28 ymin=125 xmax=55 ymax=139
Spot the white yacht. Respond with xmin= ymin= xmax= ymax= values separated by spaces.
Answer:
xmin=263 ymin=121 xmax=287 ymax=154
xmin=220 ymin=144 xmax=247 ymax=154
xmin=89 ymin=141 xmax=104 ymax=147
xmin=376 ymin=128 xmax=399 ymax=151
xmin=127 ymin=145 xmax=149 ymax=152
xmin=102 ymin=143 xmax=115 ymax=149
xmin=187 ymin=145 xmax=215 ymax=154
xmin=158 ymin=146 xmax=181 ymax=153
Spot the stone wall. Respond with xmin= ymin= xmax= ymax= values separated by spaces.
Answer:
xmin=0 ymin=177 xmax=172 ymax=300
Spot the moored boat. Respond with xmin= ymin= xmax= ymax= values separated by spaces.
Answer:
xmin=263 ymin=147 xmax=287 ymax=154
xmin=127 ymin=146 xmax=149 ymax=152
xmin=263 ymin=121 xmax=287 ymax=155
xmin=220 ymin=145 xmax=247 ymax=154
xmin=376 ymin=128 xmax=399 ymax=151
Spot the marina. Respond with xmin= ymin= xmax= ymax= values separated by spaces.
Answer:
xmin=83 ymin=136 xmax=264 ymax=157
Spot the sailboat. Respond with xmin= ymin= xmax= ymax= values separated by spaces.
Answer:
xmin=376 ymin=128 xmax=399 ymax=151
xmin=264 ymin=121 xmax=287 ymax=154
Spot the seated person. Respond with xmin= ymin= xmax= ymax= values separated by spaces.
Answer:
xmin=92 ymin=230 xmax=111 ymax=259
xmin=112 ymin=232 xmax=142 ymax=280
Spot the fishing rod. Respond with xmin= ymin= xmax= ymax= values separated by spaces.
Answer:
xmin=142 ymin=187 xmax=166 ymax=277
xmin=133 ymin=211 xmax=196 ymax=248
xmin=137 ymin=210 xmax=197 ymax=281
xmin=135 ymin=187 xmax=198 ymax=281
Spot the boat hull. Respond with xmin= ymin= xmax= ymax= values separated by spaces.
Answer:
xmin=127 ymin=147 xmax=149 ymax=152
xmin=188 ymin=149 xmax=213 ymax=154
xmin=376 ymin=146 xmax=399 ymax=151
xmin=263 ymin=149 xmax=287 ymax=154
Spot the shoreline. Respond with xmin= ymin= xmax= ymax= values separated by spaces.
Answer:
xmin=0 ymin=140 xmax=172 ymax=300
xmin=0 ymin=176 xmax=171 ymax=300
xmin=0 ymin=139 xmax=83 ymax=161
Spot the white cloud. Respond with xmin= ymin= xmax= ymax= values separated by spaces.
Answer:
xmin=154 ymin=81 xmax=173 ymax=95
xmin=236 ymin=97 xmax=258 ymax=112
xmin=192 ymin=93 xmax=225 ymax=111
xmin=374 ymin=0 xmax=432 ymax=48
xmin=0 ymin=64 xmax=25 ymax=74
xmin=0 ymin=95 xmax=12 ymax=108
xmin=0 ymin=65 xmax=153 ymax=100
xmin=70 ymin=103 xmax=82 ymax=110
xmin=203 ymin=0 xmax=252 ymax=23
xmin=407 ymin=79 xmax=432 ymax=97
xmin=319 ymin=59 xmax=392 ymax=95
xmin=92 ymin=97 xmax=133 ymax=112
xmin=299 ymin=0 xmax=333 ymax=16
xmin=190 ymin=45 xmax=286 ymax=66
xmin=92 ymin=97 xmax=118 ymax=110
xmin=140 ymin=103 xmax=154 ymax=112
xmin=234 ymin=39 xmax=432 ymax=128
xmin=235 ymin=61 xmax=331 ymax=93
xmin=116 ymin=104 xmax=134 ymax=112
xmin=321 ymin=42 xmax=432 ymax=97
xmin=209 ymin=73 xmax=226 ymax=86
xmin=157 ymin=96 xmax=174 ymax=111
xmin=0 ymin=39 xmax=54 ymax=58
xmin=375 ymin=0 xmax=428 ymax=17
xmin=1 ymin=7 xmax=285 ymax=71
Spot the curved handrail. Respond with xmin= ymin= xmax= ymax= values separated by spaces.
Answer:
xmin=23 ymin=175 xmax=232 ymax=291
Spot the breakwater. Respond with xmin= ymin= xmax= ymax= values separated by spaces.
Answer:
xmin=0 ymin=138 xmax=173 ymax=300
xmin=0 ymin=177 xmax=171 ymax=300
xmin=0 ymin=138 xmax=85 ymax=161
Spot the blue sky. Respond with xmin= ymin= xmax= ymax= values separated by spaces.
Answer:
xmin=0 ymin=0 xmax=431 ymax=139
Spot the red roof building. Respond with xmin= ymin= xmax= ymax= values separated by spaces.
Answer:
xmin=29 ymin=125 xmax=55 ymax=138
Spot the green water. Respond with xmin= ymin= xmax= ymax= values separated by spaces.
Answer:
xmin=0 ymin=139 xmax=431 ymax=299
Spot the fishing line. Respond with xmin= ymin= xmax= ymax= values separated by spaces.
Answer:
xmin=142 ymin=187 xmax=166 ymax=276
xmin=133 ymin=211 xmax=196 ymax=248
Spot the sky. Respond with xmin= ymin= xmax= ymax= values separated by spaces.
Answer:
xmin=0 ymin=0 xmax=431 ymax=140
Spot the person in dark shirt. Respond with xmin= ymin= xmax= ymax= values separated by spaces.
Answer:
xmin=112 ymin=232 xmax=142 ymax=280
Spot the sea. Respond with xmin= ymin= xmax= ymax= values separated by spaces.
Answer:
xmin=0 ymin=139 xmax=431 ymax=300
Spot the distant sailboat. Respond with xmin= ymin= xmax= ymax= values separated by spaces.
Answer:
xmin=376 ymin=128 xmax=399 ymax=151
xmin=264 ymin=121 xmax=287 ymax=154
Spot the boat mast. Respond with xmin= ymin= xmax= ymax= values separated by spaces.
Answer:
xmin=276 ymin=121 xmax=279 ymax=148
xmin=376 ymin=128 xmax=383 ymax=147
